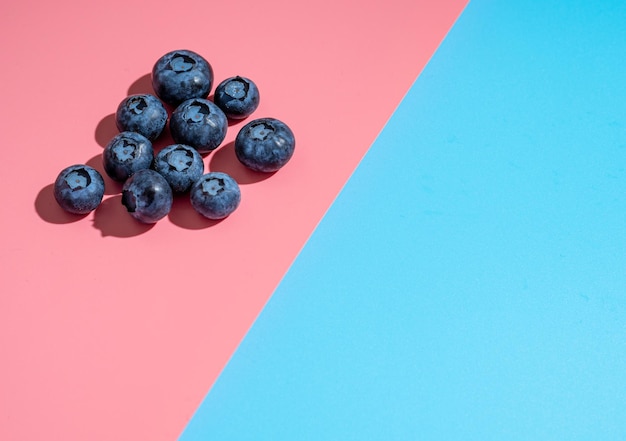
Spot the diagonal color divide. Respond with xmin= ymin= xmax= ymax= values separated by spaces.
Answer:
xmin=179 ymin=0 xmax=626 ymax=439
xmin=0 ymin=1 xmax=468 ymax=440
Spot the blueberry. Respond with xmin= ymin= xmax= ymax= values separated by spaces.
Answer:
xmin=54 ymin=164 xmax=105 ymax=214
xmin=121 ymin=169 xmax=173 ymax=223
xmin=103 ymin=131 xmax=154 ymax=182
xmin=152 ymin=50 xmax=213 ymax=106
xmin=153 ymin=144 xmax=204 ymax=193
xmin=234 ymin=117 xmax=295 ymax=172
xmin=170 ymin=98 xmax=227 ymax=154
xmin=213 ymin=76 xmax=260 ymax=120
xmin=115 ymin=94 xmax=168 ymax=141
xmin=190 ymin=172 xmax=241 ymax=219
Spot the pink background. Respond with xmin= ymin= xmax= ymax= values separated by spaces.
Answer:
xmin=0 ymin=1 xmax=467 ymax=439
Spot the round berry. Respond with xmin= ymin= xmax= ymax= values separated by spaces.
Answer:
xmin=115 ymin=94 xmax=168 ymax=141
xmin=152 ymin=50 xmax=213 ymax=106
xmin=153 ymin=144 xmax=204 ymax=193
xmin=234 ymin=117 xmax=295 ymax=172
xmin=190 ymin=172 xmax=241 ymax=219
xmin=103 ymin=132 xmax=154 ymax=182
xmin=213 ymin=76 xmax=260 ymax=120
xmin=54 ymin=164 xmax=105 ymax=214
xmin=170 ymin=98 xmax=227 ymax=154
xmin=121 ymin=169 xmax=173 ymax=224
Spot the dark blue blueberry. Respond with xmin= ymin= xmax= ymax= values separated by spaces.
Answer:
xmin=190 ymin=172 xmax=241 ymax=219
xmin=103 ymin=131 xmax=154 ymax=182
xmin=115 ymin=94 xmax=168 ymax=141
xmin=121 ymin=169 xmax=173 ymax=223
xmin=54 ymin=164 xmax=105 ymax=214
xmin=213 ymin=76 xmax=260 ymax=120
xmin=152 ymin=50 xmax=213 ymax=106
xmin=169 ymin=98 xmax=227 ymax=154
xmin=153 ymin=144 xmax=204 ymax=193
xmin=234 ymin=117 xmax=295 ymax=172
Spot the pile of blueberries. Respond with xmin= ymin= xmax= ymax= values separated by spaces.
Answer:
xmin=53 ymin=49 xmax=296 ymax=223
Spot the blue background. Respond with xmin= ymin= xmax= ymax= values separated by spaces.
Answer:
xmin=180 ymin=1 xmax=626 ymax=439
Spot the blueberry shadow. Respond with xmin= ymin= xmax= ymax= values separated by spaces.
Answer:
xmin=128 ymin=73 xmax=179 ymax=113
xmin=95 ymin=113 xmax=119 ymax=148
xmin=92 ymin=195 xmax=154 ymax=237
xmin=35 ymin=184 xmax=89 ymax=224
xmin=208 ymin=141 xmax=275 ymax=185
xmin=227 ymin=116 xmax=248 ymax=127
xmin=85 ymin=154 xmax=122 ymax=196
xmin=95 ymin=112 xmax=172 ymax=153
xmin=127 ymin=73 xmax=154 ymax=96
xmin=167 ymin=193 xmax=224 ymax=230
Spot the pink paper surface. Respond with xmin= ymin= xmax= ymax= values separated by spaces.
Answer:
xmin=0 ymin=1 xmax=467 ymax=439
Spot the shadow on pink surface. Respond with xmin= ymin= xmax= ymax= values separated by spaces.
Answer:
xmin=167 ymin=193 xmax=224 ymax=229
xmin=86 ymin=154 xmax=123 ymax=195
xmin=92 ymin=195 xmax=154 ymax=237
xmin=208 ymin=141 xmax=276 ymax=185
xmin=127 ymin=73 xmax=154 ymax=96
xmin=94 ymin=113 xmax=118 ymax=148
xmin=95 ymin=111 xmax=175 ymax=152
xmin=34 ymin=184 xmax=89 ymax=224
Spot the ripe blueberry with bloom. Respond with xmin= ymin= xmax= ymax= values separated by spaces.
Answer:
xmin=121 ymin=169 xmax=173 ymax=223
xmin=54 ymin=164 xmax=105 ymax=214
xmin=235 ymin=117 xmax=295 ymax=172
xmin=170 ymin=98 xmax=227 ymax=154
xmin=190 ymin=172 xmax=241 ymax=219
xmin=103 ymin=131 xmax=154 ymax=182
xmin=115 ymin=94 xmax=168 ymax=141
xmin=213 ymin=76 xmax=259 ymax=120
xmin=153 ymin=144 xmax=204 ymax=193
xmin=152 ymin=50 xmax=213 ymax=106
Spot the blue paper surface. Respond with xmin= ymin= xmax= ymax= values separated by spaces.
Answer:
xmin=180 ymin=1 xmax=626 ymax=439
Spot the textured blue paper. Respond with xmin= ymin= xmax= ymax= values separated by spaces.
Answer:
xmin=179 ymin=1 xmax=626 ymax=439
